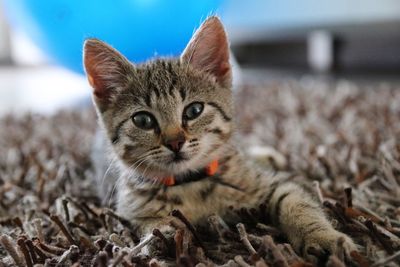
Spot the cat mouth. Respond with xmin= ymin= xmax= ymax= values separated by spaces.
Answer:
xmin=171 ymin=152 xmax=189 ymax=163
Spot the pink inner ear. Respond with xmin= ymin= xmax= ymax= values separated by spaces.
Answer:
xmin=84 ymin=48 xmax=106 ymax=99
xmin=217 ymin=61 xmax=231 ymax=78
xmin=91 ymin=79 xmax=109 ymax=100
xmin=85 ymin=66 xmax=109 ymax=100
xmin=86 ymin=74 xmax=103 ymax=98
xmin=83 ymin=39 xmax=124 ymax=102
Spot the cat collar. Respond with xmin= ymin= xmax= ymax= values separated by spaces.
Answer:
xmin=158 ymin=160 xmax=219 ymax=186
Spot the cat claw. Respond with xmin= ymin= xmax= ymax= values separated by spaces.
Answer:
xmin=303 ymin=231 xmax=357 ymax=264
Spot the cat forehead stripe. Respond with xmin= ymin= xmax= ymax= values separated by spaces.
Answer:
xmin=207 ymin=102 xmax=232 ymax=121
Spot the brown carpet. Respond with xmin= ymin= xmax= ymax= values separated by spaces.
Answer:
xmin=1 ymin=78 xmax=399 ymax=267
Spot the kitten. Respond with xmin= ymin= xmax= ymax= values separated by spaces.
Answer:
xmin=84 ymin=16 xmax=356 ymax=262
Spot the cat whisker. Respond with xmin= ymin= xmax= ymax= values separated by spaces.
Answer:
xmin=106 ymin=155 xmax=151 ymax=207
xmin=119 ymin=157 xmax=153 ymax=192
xmin=107 ymin=179 xmax=119 ymax=208
xmin=128 ymin=157 xmax=150 ymax=176
xmin=101 ymin=156 xmax=118 ymax=190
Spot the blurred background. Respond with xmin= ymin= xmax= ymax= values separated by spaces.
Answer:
xmin=0 ymin=0 xmax=399 ymax=114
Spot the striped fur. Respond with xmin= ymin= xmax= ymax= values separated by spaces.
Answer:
xmin=84 ymin=17 xmax=356 ymax=262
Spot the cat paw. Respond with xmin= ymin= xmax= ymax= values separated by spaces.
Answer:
xmin=303 ymin=230 xmax=357 ymax=264
xmin=143 ymin=225 xmax=176 ymax=257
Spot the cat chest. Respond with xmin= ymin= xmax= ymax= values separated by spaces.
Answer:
xmin=158 ymin=176 xmax=271 ymax=220
xmin=128 ymin=180 xmax=249 ymax=223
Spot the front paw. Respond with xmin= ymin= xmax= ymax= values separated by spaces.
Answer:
xmin=303 ymin=230 xmax=357 ymax=264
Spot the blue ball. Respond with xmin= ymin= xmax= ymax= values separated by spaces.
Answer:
xmin=3 ymin=0 xmax=222 ymax=73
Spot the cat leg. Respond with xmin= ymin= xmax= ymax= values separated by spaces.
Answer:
xmin=130 ymin=216 xmax=180 ymax=258
xmin=266 ymin=182 xmax=357 ymax=263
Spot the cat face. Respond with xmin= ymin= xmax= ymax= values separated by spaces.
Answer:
xmin=84 ymin=17 xmax=233 ymax=176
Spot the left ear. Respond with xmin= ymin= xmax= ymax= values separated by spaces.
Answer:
xmin=83 ymin=38 xmax=134 ymax=110
xmin=181 ymin=16 xmax=231 ymax=88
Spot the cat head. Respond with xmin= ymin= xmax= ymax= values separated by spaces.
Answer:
xmin=83 ymin=16 xmax=233 ymax=177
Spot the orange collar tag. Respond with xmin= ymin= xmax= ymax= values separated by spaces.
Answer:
xmin=160 ymin=160 xmax=219 ymax=186
xmin=205 ymin=160 xmax=219 ymax=176
xmin=163 ymin=176 xmax=176 ymax=186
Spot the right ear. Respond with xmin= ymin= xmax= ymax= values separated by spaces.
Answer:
xmin=181 ymin=16 xmax=231 ymax=88
xmin=83 ymin=38 xmax=133 ymax=108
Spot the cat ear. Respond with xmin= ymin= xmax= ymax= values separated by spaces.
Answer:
xmin=181 ymin=16 xmax=231 ymax=88
xmin=83 ymin=38 xmax=133 ymax=107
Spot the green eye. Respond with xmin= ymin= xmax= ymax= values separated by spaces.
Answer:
xmin=184 ymin=102 xmax=204 ymax=120
xmin=132 ymin=112 xmax=156 ymax=130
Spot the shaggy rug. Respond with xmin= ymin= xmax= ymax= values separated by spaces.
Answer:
xmin=0 ymin=77 xmax=399 ymax=267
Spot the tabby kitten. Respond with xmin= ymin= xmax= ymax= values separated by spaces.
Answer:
xmin=84 ymin=17 xmax=356 ymax=262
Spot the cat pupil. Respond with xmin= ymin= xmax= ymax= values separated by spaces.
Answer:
xmin=132 ymin=112 xmax=155 ymax=130
xmin=184 ymin=102 xmax=204 ymax=120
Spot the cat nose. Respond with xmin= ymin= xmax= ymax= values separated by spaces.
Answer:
xmin=163 ymin=134 xmax=186 ymax=153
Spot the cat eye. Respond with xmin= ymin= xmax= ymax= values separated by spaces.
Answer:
xmin=132 ymin=112 xmax=156 ymax=130
xmin=184 ymin=102 xmax=204 ymax=120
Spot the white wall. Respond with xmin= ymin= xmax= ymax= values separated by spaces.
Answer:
xmin=0 ymin=0 xmax=11 ymax=63
xmin=223 ymin=0 xmax=400 ymax=29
